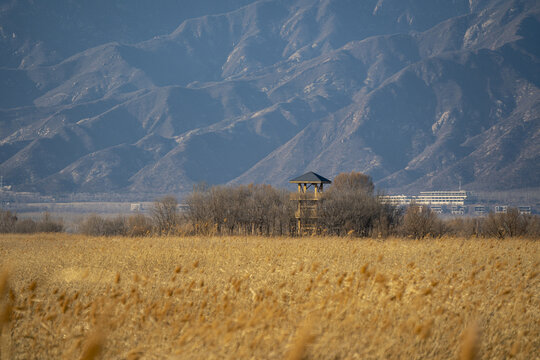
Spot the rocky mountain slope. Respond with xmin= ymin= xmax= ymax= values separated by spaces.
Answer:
xmin=0 ymin=0 xmax=538 ymax=196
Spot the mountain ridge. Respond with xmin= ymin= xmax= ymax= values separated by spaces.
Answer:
xmin=0 ymin=0 xmax=538 ymax=196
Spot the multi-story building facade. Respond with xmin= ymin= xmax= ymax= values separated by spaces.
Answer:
xmin=379 ymin=190 xmax=470 ymax=207
xmin=415 ymin=191 xmax=470 ymax=206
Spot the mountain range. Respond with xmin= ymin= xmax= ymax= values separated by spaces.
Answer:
xmin=0 ymin=0 xmax=539 ymax=197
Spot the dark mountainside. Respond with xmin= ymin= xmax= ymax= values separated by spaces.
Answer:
xmin=0 ymin=0 xmax=539 ymax=197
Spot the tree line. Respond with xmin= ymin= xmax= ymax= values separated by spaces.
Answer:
xmin=0 ymin=211 xmax=63 ymax=233
xmin=1 ymin=172 xmax=539 ymax=238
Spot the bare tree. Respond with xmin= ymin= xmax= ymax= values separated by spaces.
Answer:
xmin=0 ymin=210 xmax=63 ymax=234
xmin=0 ymin=209 xmax=17 ymax=233
xmin=79 ymin=214 xmax=126 ymax=236
xmin=185 ymin=186 xmax=212 ymax=234
xmin=332 ymin=172 xmax=374 ymax=195
xmin=14 ymin=219 xmax=37 ymax=233
xmin=319 ymin=172 xmax=397 ymax=237
xmin=126 ymin=213 xmax=153 ymax=237
xmin=445 ymin=217 xmax=481 ymax=238
xmin=483 ymin=208 xmax=527 ymax=239
xmin=400 ymin=204 xmax=443 ymax=239
xmin=36 ymin=212 xmax=64 ymax=233
xmin=151 ymin=196 xmax=179 ymax=235
xmin=373 ymin=202 xmax=403 ymax=238
xmin=525 ymin=215 xmax=540 ymax=237
xmin=184 ymin=184 xmax=295 ymax=236
xmin=320 ymin=190 xmax=381 ymax=236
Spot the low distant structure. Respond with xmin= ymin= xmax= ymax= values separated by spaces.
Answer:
xmin=518 ymin=206 xmax=531 ymax=215
xmin=130 ymin=203 xmax=142 ymax=212
xmin=495 ymin=205 xmax=508 ymax=214
xmin=451 ymin=205 xmax=466 ymax=215
xmin=431 ymin=206 xmax=443 ymax=214
xmin=474 ymin=206 xmax=487 ymax=216
xmin=289 ymin=171 xmax=331 ymax=235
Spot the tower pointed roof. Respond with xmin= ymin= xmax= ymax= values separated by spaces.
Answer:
xmin=289 ymin=171 xmax=331 ymax=184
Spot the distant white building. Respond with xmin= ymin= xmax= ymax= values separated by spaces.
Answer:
xmin=378 ymin=194 xmax=412 ymax=206
xmin=431 ymin=206 xmax=444 ymax=214
xmin=130 ymin=203 xmax=142 ymax=211
xmin=518 ymin=206 xmax=531 ymax=215
xmin=451 ymin=206 xmax=466 ymax=215
xmin=415 ymin=191 xmax=469 ymax=206
xmin=379 ymin=190 xmax=470 ymax=207
xmin=474 ymin=206 xmax=487 ymax=216
xmin=495 ymin=205 xmax=508 ymax=214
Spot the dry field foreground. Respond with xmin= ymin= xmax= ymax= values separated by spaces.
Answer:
xmin=0 ymin=235 xmax=538 ymax=359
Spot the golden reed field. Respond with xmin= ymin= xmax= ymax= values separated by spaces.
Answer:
xmin=0 ymin=234 xmax=538 ymax=359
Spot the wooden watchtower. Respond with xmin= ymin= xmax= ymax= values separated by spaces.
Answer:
xmin=289 ymin=171 xmax=331 ymax=235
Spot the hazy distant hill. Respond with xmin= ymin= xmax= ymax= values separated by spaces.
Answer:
xmin=0 ymin=0 xmax=538 ymax=196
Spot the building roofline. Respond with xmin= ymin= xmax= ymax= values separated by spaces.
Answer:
xmin=289 ymin=171 xmax=331 ymax=184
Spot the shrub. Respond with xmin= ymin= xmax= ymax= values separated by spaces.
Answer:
xmin=14 ymin=218 xmax=37 ymax=233
xmin=185 ymin=184 xmax=294 ymax=236
xmin=372 ymin=203 xmax=403 ymax=238
xmin=444 ymin=218 xmax=481 ymax=238
xmin=400 ymin=205 xmax=444 ymax=239
xmin=103 ymin=216 xmax=127 ymax=236
xmin=79 ymin=214 xmax=105 ymax=236
xmin=319 ymin=172 xmax=399 ymax=237
xmin=483 ymin=208 xmax=527 ymax=239
xmin=36 ymin=212 xmax=64 ymax=233
xmin=151 ymin=196 xmax=180 ymax=235
xmin=126 ymin=213 xmax=153 ymax=237
xmin=320 ymin=190 xmax=382 ymax=236
xmin=0 ymin=210 xmax=17 ymax=233
xmin=525 ymin=215 xmax=540 ymax=237
xmin=332 ymin=171 xmax=374 ymax=194
xmin=0 ymin=210 xmax=63 ymax=234
xmin=79 ymin=214 xmax=126 ymax=236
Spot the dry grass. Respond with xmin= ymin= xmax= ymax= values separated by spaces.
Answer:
xmin=0 ymin=233 xmax=538 ymax=359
